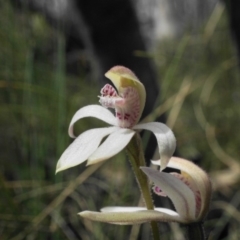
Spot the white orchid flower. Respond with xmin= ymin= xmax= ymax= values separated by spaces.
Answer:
xmin=56 ymin=66 xmax=176 ymax=173
xmin=79 ymin=157 xmax=212 ymax=224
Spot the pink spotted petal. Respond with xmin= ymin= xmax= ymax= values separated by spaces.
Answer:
xmin=141 ymin=167 xmax=196 ymax=221
xmin=153 ymin=157 xmax=212 ymax=220
xmin=105 ymin=66 xmax=146 ymax=120
xmin=99 ymin=84 xmax=141 ymax=128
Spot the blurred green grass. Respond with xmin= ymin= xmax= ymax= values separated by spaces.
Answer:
xmin=1 ymin=1 xmax=240 ymax=240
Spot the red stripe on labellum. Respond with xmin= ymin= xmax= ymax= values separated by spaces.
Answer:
xmin=99 ymin=84 xmax=141 ymax=128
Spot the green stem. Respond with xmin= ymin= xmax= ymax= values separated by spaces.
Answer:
xmin=186 ymin=222 xmax=206 ymax=240
xmin=126 ymin=133 xmax=160 ymax=240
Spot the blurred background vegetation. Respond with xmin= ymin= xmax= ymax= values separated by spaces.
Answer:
xmin=1 ymin=1 xmax=240 ymax=239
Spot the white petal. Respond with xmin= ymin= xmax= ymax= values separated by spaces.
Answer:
xmin=79 ymin=208 xmax=184 ymax=225
xmin=141 ymin=167 xmax=196 ymax=221
xmin=134 ymin=122 xmax=176 ymax=170
xmin=69 ymin=105 xmax=117 ymax=138
xmin=87 ymin=128 xmax=135 ymax=165
xmin=56 ymin=127 xmax=118 ymax=173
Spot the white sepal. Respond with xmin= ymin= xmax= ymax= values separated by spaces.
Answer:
xmin=68 ymin=105 xmax=117 ymax=138
xmin=79 ymin=207 xmax=183 ymax=225
xmin=56 ymin=127 xmax=118 ymax=173
xmin=134 ymin=122 xmax=176 ymax=170
xmin=87 ymin=128 xmax=135 ymax=165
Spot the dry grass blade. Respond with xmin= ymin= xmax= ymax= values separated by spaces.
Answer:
xmin=10 ymin=163 xmax=103 ymax=240
xmin=210 ymin=168 xmax=240 ymax=194
xmin=212 ymin=201 xmax=240 ymax=222
xmin=1 ymin=180 xmax=48 ymax=188
xmin=142 ymin=80 xmax=201 ymax=124
xmin=196 ymin=112 xmax=240 ymax=192
xmin=0 ymin=214 xmax=33 ymax=222
xmin=205 ymin=124 xmax=240 ymax=170
xmin=192 ymin=61 xmax=240 ymax=192
xmin=209 ymin=192 xmax=240 ymax=239
xmin=194 ymin=103 xmax=207 ymax=130
xmin=204 ymin=2 xmax=225 ymax=43
xmin=200 ymin=58 xmax=237 ymax=106
xmin=205 ymin=124 xmax=240 ymax=192
xmin=14 ymin=182 xmax=66 ymax=202
xmin=166 ymin=77 xmax=192 ymax=129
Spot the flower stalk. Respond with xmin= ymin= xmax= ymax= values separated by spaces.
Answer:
xmin=126 ymin=133 xmax=160 ymax=240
